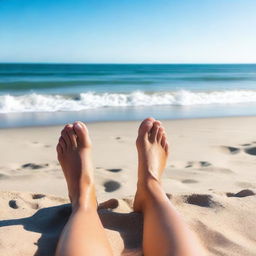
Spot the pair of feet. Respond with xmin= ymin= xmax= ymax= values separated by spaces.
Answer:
xmin=56 ymin=118 xmax=169 ymax=211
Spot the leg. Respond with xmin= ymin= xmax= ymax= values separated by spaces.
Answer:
xmin=134 ymin=118 xmax=205 ymax=256
xmin=55 ymin=122 xmax=113 ymax=256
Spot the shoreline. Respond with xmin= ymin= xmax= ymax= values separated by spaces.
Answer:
xmin=2 ymin=100 xmax=256 ymax=128
xmin=1 ymin=114 xmax=256 ymax=130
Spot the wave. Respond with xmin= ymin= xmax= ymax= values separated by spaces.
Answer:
xmin=0 ymin=80 xmax=153 ymax=91
xmin=1 ymin=90 xmax=256 ymax=113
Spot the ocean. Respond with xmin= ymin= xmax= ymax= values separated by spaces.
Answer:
xmin=1 ymin=63 xmax=256 ymax=128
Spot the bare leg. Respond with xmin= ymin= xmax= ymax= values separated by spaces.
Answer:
xmin=134 ymin=118 xmax=205 ymax=256
xmin=55 ymin=122 xmax=113 ymax=256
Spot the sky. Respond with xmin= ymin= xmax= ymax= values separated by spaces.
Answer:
xmin=0 ymin=0 xmax=256 ymax=63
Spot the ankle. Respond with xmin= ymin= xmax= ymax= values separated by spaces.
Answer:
xmin=72 ymin=199 xmax=97 ymax=212
xmin=134 ymin=178 xmax=164 ymax=211
xmin=137 ymin=174 xmax=161 ymax=191
xmin=72 ymin=203 xmax=97 ymax=213
xmin=71 ymin=185 xmax=97 ymax=211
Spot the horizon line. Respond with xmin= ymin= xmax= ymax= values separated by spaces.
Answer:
xmin=1 ymin=62 xmax=256 ymax=65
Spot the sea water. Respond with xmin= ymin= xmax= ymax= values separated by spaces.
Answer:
xmin=1 ymin=63 xmax=256 ymax=127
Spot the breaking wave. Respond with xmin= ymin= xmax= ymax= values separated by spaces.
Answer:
xmin=1 ymin=90 xmax=256 ymax=113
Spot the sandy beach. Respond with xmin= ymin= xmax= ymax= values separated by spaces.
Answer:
xmin=0 ymin=117 xmax=256 ymax=256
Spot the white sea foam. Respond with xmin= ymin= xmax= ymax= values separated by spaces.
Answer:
xmin=1 ymin=90 xmax=256 ymax=113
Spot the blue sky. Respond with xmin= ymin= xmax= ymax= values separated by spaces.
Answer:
xmin=0 ymin=0 xmax=256 ymax=63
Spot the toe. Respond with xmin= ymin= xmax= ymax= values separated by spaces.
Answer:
xmin=66 ymin=125 xmax=77 ymax=150
xmin=138 ymin=117 xmax=155 ymax=138
xmin=149 ymin=121 xmax=161 ymax=142
xmin=73 ymin=121 xmax=91 ymax=147
xmin=157 ymin=127 xmax=164 ymax=142
xmin=59 ymin=136 xmax=66 ymax=151
xmin=61 ymin=128 xmax=71 ymax=147
xmin=56 ymin=143 xmax=63 ymax=154
xmin=161 ymin=135 xmax=167 ymax=148
xmin=164 ymin=142 xmax=169 ymax=154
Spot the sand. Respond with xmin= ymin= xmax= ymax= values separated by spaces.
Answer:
xmin=0 ymin=117 xmax=256 ymax=255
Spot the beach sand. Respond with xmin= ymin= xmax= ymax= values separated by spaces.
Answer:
xmin=0 ymin=117 xmax=256 ymax=256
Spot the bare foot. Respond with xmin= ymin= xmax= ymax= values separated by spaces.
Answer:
xmin=134 ymin=118 xmax=169 ymax=211
xmin=56 ymin=121 xmax=96 ymax=210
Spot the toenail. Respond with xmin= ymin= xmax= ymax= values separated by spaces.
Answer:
xmin=74 ymin=122 xmax=82 ymax=129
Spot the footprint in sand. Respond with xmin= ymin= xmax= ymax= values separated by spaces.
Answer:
xmin=8 ymin=198 xmax=40 ymax=210
xmin=103 ymin=180 xmax=121 ymax=192
xmin=222 ymin=143 xmax=256 ymax=156
xmin=226 ymin=189 xmax=255 ymax=198
xmin=244 ymin=147 xmax=256 ymax=156
xmin=9 ymin=199 xmax=39 ymax=210
xmin=181 ymin=179 xmax=198 ymax=184
xmin=185 ymin=161 xmax=212 ymax=168
xmin=22 ymin=163 xmax=49 ymax=170
xmin=174 ymin=161 xmax=231 ymax=174
xmin=9 ymin=200 xmax=19 ymax=209
xmin=184 ymin=194 xmax=221 ymax=208
xmin=32 ymin=194 xmax=46 ymax=199
xmin=221 ymin=146 xmax=240 ymax=154
xmin=107 ymin=168 xmax=123 ymax=173
xmin=240 ymin=142 xmax=256 ymax=156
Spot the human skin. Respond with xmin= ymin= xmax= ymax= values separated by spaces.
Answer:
xmin=55 ymin=122 xmax=113 ymax=256
xmin=55 ymin=119 xmax=204 ymax=256
xmin=134 ymin=118 xmax=205 ymax=256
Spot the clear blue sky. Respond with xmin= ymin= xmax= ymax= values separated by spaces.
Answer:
xmin=0 ymin=0 xmax=256 ymax=63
